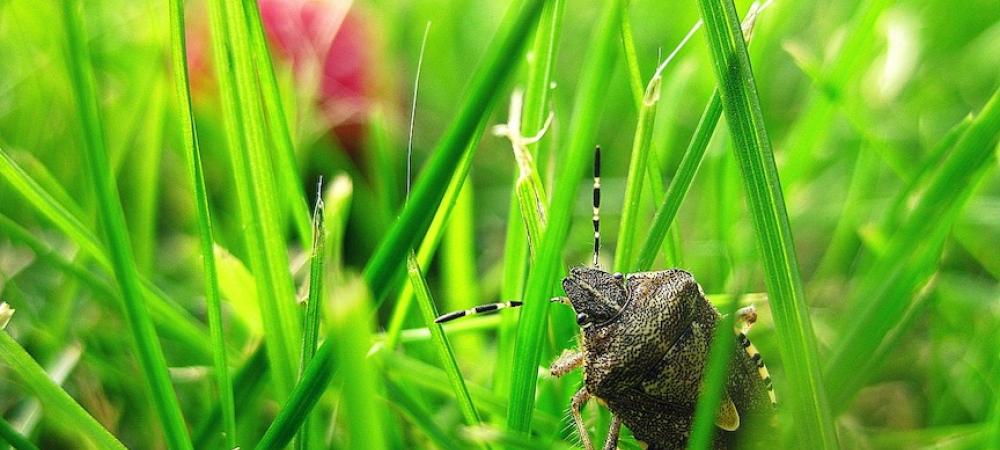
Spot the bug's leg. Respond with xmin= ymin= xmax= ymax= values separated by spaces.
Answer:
xmin=571 ymin=388 xmax=595 ymax=450
xmin=549 ymin=349 xmax=585 ymax=378
xmin=734 ymin=305 xmax=757 ymax=333
xmin=736 ymin=329 xmax=777 ymax=405
xmin=602 ymin=413 xmax=622 ymax=450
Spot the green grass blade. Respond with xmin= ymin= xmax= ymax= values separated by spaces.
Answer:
xmin=328 ymin=279 xmax=386 ymax=450
xmin=406 ymin=254 xmax=484 ymax=432
xmin=614 ymin=71 xmax=661 ymax=272
xmin=241 ymin=0 xmax=312 ymax=244
xmin=695 ymin=0 xmax=837 ymax=447
xmin=383 ymin=141 xmax=478 ymax=353
xmin=0 ymin=150 xmax=211 ymax=358
xmin=634 ymin=92 xmax=722 ymax=271
xmin=0 ymin=415 xmax=39 ymax=450
xmin=634 ymin=8 xmax=766 ymax=272
xmin=686 ymin=294 xmax=740 ymax=450
xmin=384 ymin=377 xmax=465 ymax=450
xmin=0 ymin=309 xmax=126 ymax=450
xmin=296 ymin=189 xmax=326 ymax=450
xmin=167 ymin=0 xmax=236 ymax=445
xmin=507 ymin=0 xmax=624 ymax=433
xmin=60 ymin=2 xmax=192 ymax=448
xmin=495 ymin=0 xmax=564 ymax=399
xmin=360 ymin=0 xmax=546 ymax=296
xmin=824 ymin=87 xmax=1000 ymax=408
xmin=207 ymin=0 xmax=301 ymax=398
xmin=256 ymin=2 xmax=547 ymax=446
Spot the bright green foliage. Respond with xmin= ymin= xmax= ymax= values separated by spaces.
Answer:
xmin=0 ymin=0 xmax=997 ymax=449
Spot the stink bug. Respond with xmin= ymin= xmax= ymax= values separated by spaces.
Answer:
xmin=437 ymin=147 xmax=776 ymax=449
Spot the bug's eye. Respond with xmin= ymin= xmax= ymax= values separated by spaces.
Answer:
xmin=613 ymin=272 xmax=624 ymax=281
xmin=576 ymin=313 xmax=590 ymax=325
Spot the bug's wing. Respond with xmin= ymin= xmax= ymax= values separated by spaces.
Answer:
xmin=715 ymin=392 xmax=741 ymax=431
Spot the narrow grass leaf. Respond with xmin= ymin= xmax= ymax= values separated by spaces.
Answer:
xmin=695 ymin=0 xmax=837 ymax=447
xmin=167 ymin=0 xmax=236 ymax=445
xmin=0 ymin=415 xmax=38 ymax=450
xmin=406 ymin=254 xmax=484 ymax=432
xmin=686 ymin=294 xmax=740 ymax=450
xmin=296 ymin=187 xmax=326 ymax=450
xmin=496 ymin=0 xmax=565 ymax=399
xmin=60 ymin=2 xmax=192 ymax=448
xmin=241 ymin=0 xmax=313 ymax=244
xmin=0 ymin=150 xmax=211 ymax=358
xmin=0 ymin=317 xmax=125 ymax=449
xmin=635 ymin=8 xmax=766 ymax=272
xmin=507 ymin=0 xmax=624 ymax=433
xmin=207 ymin=0 xmax=301 ymax=398
xmin=614 ymin=67 xmax=661 ymax=272
xmin=328 ymin=278 xmax=386 ymax=450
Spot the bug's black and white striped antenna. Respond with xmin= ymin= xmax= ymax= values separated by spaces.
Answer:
xmin=592 ymin=145 xmax=601 ymax=267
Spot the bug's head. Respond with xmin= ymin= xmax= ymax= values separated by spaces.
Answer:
xmin=562 ymin=266 xmax=628 ymax=329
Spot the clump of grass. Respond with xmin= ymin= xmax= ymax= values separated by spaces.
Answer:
xmin=0 ymin=0 xmax=997 ymax=449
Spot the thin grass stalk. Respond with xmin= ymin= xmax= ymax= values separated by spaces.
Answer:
xmin=824 ymin=87 xmax=1000 ymax=407
xmin=695 ymin=0 xmax=837 ymax=447
xmin=686 ymin=293 xmax=741 ymax=450
xmin=193 ymin=344 xmax=270 ymax=448
xmin=635 ymin=6 xmax=769 ymax=272
xmin=328 ymin=280 xmax=386 ymax=450
xmin=167 ymin=0 xmax=236 ymax=445
xmin=384 ymin=377 xmax=465 ymax=450
xmin=241 ymin=0 xmax=313 ymax=244
xmin=406 ymin=254 xmax=485 ymax=434
xmin=506 ymin=0 xmax=624 ymax=433
xmin=495 ymin=0 xmax=564 ymax=399
xmin=360 ymin=0 xmax=546 ymax=296
xmin=619 ymin=11 xmax=644 ymax=109
xmin=383 ymin=144 xmax=478 ymax=352
xmin=635 ymin=93 xmax=722 ymax=271
xmin=495 ymin=90 xmax=550 ymax=256
xmin=0 ymin=314 xmax=126 ymax=450
xmin=614 ymin=74 xmax=660 ymax=272
xmin=0 ymin=413 xmax=39 ymax=450
xmin=60 ymin=2 xmax=193 ymax=448
xmin=256 ymin=3 xmax=547 ymax=446
xmin=296 ymin=190 xmax=326 ymax=450
xmin=208 ymin=0 xmax=301 ymax=398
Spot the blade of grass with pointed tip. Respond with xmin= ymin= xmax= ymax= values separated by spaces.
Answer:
xmin=383 ymin=140 xmax=478 ymax=353
xmin=0 ymin=328 xmax=126 ymax=450
xmin=507 ymin=0 xmax=624 ymax=433
xmin=695 ymin=0 xmax=837 ymax=447
xmin=256 ymin=2 xmax=547 ymax=447
xmin=406 ymin=254 xmax=484 ymax=434
xmin=634 ymin=92 xmax=722 ymax=271
xmin=61 ymin=2 xmax=192 ymax=448
xmin=296 ymin=191 xmax=326 ymax=450
xmin=614 ymin=74 xmax=660 ymax=272
xmin=168 ymin=0 xmax=236 ymax=445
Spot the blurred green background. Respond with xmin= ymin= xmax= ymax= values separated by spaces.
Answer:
xmin=0 ymin=0 xmax=998 ymax=449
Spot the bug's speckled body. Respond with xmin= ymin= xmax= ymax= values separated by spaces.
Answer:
xmin=559 ymin=267 xmax=775 ymax=450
